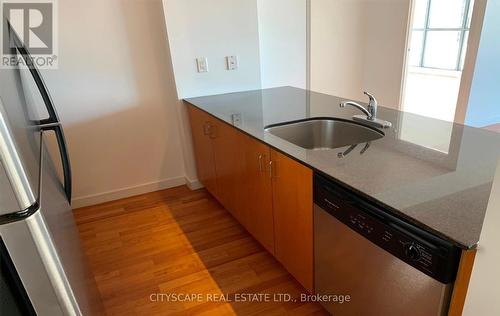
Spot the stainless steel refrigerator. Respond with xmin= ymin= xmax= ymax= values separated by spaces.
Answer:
xmin=0 ymin=27 xmax=103 ymax=315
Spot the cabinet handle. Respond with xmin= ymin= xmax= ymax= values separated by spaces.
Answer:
xmin=203 ymin=122 xmax=211 ymax=135
xmin=258 ymin=154 xmax=264 ymax=173
xmin=269 ymin=160 xmax=274 ymax=178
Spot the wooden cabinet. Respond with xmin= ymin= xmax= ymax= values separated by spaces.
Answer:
xmin=241 ymin=136 xmax=275 ymax=254
xmin=187 ymin=105 xmax=245 ymax=219
xmin=270 ymin=149 xmax=313 ymax=293
xmin=187 ymin=105 xmax=218 ymax=198
xmin=187 ymin=104 xmax=313 ymax=293
xmin=211 ymin=120 xmax=246 ymax=221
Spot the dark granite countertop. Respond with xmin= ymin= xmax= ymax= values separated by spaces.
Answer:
xmin=184 ymin=87 xmax=500 ymax=249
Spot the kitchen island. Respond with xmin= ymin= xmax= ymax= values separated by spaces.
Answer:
xmin=184 ymin=86 xmax=500 ymax=315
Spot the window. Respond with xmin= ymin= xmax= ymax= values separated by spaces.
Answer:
xmin=409 ymin=0 xmax=474 ymax=71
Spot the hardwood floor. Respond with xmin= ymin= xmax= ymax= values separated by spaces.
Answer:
xmin=73 ymin=186 xmax=328 ymax=316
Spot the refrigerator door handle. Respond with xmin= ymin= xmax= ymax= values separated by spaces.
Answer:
xmin=8 ymin=23 xmax=59 ymax=125
xmin=7 ymin=23 xmax=71 ymax=203
xmin=41 ymin=125 xmax=72 ymax=203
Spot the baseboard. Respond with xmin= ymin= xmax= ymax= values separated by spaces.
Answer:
xmin=185 ymin=176 xmax=204 ymax=190
xmin=71 ymin=176 xmax=186 ymax=209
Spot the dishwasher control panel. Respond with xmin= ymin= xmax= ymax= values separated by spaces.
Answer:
xmin=314 ymin=173 xmax=461 ymax=284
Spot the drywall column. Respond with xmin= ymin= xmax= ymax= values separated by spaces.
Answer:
xmin=257 ymin=0 xmax=307 ymax=89
xmin=309 ymin=0 xmax=410 ymax=109
xmin=309 ymin=0 xmax=367 ymax=102
xmin=162 ymin=0 xmax=262 ymax=98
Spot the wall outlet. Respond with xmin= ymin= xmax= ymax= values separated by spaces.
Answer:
xmin=226 ymin=56 xmax=238 ymax=70
xmin=196 ymin=57 xmax=208 ymax=73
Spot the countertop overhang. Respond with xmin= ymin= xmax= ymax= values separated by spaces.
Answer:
xmin=184 ymin=87 xmax=500 ymax=249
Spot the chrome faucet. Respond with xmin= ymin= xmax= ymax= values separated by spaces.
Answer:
xmin=340 ymin=91 xmax=391 ymax=129
xmin=340 ymin=92 xmax=377 ymax=120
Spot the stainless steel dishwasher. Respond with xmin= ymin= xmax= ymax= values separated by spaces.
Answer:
xmin=314 ymin=173 xmax=461 ymax=316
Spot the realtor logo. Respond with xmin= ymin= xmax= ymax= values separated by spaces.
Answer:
xmin=1 ymin=0 xmax=58 ymax=68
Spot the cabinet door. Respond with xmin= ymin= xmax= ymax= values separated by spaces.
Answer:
xmin=242 ymin=136 xmax=275 ymax=254
xmin=187 ymin=105 xmax=218 ymax=197
xmin=210 ymin=119 xmax=245 ymax=220
xmin=270 ymin=149 xmax=313 ymax=293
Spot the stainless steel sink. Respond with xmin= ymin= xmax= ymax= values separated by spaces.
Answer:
xmin=265 ymin=118 xmax=384 ymax=150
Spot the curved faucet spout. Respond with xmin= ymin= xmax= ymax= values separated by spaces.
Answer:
xmin=340 ymin=101 xmax=373 ymax=119
xmin=339 ymin=91 xmax=392 ymax=128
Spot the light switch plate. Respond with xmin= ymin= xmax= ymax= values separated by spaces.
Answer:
xmin=196 ymin=57 xmax=208 ymax=73
xmin=226 ymin=56 xmax=238 ymax=70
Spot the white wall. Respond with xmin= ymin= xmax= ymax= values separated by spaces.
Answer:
xmin=463 ymin=159 xmax=500 ymax=315
xmin=362 ymin=0 xmax=410 ymax=107
xmin=310 ymin=0 xmax=410 ymax=108
xmin=163 ymin=0 xmax=262 ymax=99
xmin=310 ymin=0 xmax=366 ymax=102
xmin=162 ymin=0 xmax=308 ymax=97
xmin=41 ymin=0 xmax=186 ymax=208
xmin=257 ymin=0 xmax=307 ymax=89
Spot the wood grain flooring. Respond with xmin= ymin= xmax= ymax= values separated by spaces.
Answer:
xmin=73 ymin=186 xmax=328 ymax=316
